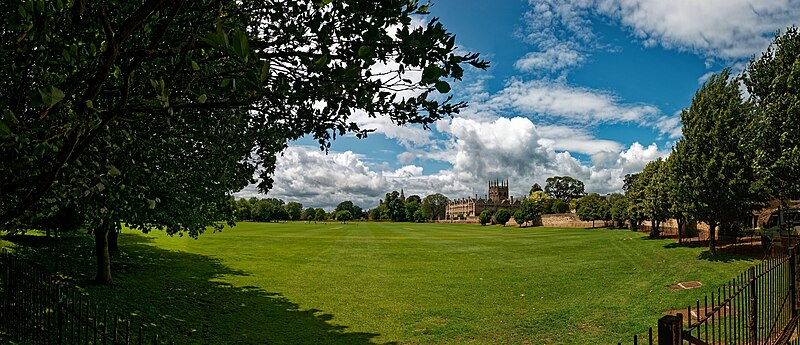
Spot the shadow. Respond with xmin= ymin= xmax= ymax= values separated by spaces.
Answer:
xmin=696 ymin=250 xmax=755 ymax=263
xmin=4 ymin=232 xmax=394 ymax=345
xmin=663 ymin=242 xmax=700 ymax=249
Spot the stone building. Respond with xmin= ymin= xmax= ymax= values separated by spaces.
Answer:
xmin=446 ymin=180 xmax=521 ymax=220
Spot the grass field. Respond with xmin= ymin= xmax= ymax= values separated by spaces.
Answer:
xmin=3 ymin=222 xmax=758 ymax=344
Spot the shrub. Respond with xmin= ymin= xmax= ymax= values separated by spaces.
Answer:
xmin=494 ymin=209 xmax=511 ymax=226
xmin=478 ymin=210 xmax=493 ymax=225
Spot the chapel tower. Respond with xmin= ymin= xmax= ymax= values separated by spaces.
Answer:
xmin=488 ymin=179 xmax=509 ymax=202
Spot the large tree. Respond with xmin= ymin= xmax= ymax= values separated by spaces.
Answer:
xmin=0 ymin=0 xmax=486 ymax=283
xmin=421 ymin=193 xmax=449 ymax=221
xmin=285 ymin=202 xmax=303 ymax=221
xmin=743 ymin=27 xmax=800 ymax=202
xmin=575 ymin=193 xmax=609 ymax=229
xmin=666 ymin=147 xmax=694 ymax=243
xmin=544 ymin=176 xmax=585 ymax=202
xmin=624 ymin=173 xmax=646 ymax=232
xmin=678 ymin=70 xmax=760 ymax=255
xmin=641 ymin=159 xmax=670 ymax=238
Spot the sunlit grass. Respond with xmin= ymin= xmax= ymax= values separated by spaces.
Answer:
xmin=3 ymin=222 xmax=756 ymax=344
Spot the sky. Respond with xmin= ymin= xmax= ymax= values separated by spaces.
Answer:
xmin=236 ymin=0 xmax=800 ymax=210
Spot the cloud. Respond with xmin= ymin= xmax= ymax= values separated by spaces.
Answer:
xmin=524 ymin=0 xmax=800 ymax=62
xmin=536 ymin=125 xmax=623 ymax=154
xmin=489 ymin=79 xmax=661 ymax=125
xmin=599 ymin=0 xmax=799 ymax=59
xmin=237 ymin=116 xmax=671 ymax=209
xmin=350 ymin=110 xmax=434 ymax=147
xmin=515 ymin=44 xmax=585 ymax=73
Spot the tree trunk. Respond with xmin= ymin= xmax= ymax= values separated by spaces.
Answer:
xmin=708 ymin=222 xmax=717 ymax=256
xmin=592 ymin=220 xmax=595 ymax=228
xmin=46 ymin=228 xmax=51 ymax=237
xmin=108 ymin=224 xmax=119 ymax=252
xmin=677 ymin=218 xmax=685 ymax=244
xmin=94 ymin=222 xmax=113 ymax=285
xmin=650 ymin=220 xmax=660 ymax=238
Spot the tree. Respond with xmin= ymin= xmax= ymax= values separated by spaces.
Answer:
xmin=478 ymin=210 xmax=492 ymax=226
xmin=421 ymin=193 xmax=449 ymax=221
xmin=234 ymin=198 xmax=253 ymax=221
xmin=678 ymin=70 xmax=761 ymax=255
xmin=666 ymin=148 xmax=694 ymax=243
xmin=404 ymin=197 xmax=421 ymax=223
xmin=285 ymin=202 xmax=303 ymax=221
xmin=514 ymin=196 xmax=544 ymax=228
xmin=315 ymin=209 xmax=327 ymax=222
xmin=575 ymin=193 xmax=609 ymax=228
xmin=368 ymin=207 xmax=383 ymax=221
xmin=494 ymin=208 xmax=511 ymax=226
xmin=383 ymin=191 xmax=406 ymax=222
xmin=0 ymin=0 xmax=487 ymax=284
xmin=624 ymin=173 xmax=646 ymax=232
xmin=529 ymin=183 xmax=543 ymax=195
xmin=544 ymin=176 xmax=585 ymax=202
xmin=302 ymin=208 xmax=316 ymax=222
xmin=609 ymin=195 xmax=629 ymax=229
xmin=335 ymin=201 xmax=364 ymax=220
xmin=641 ymin=159 xmax=670 ymax=238
xmin=337 ymin=210 xmax=353 ymax=223
xmin=743 ymin=27 xmax=800 ymax=202
xmin=550 ymin=199 xmax=570 ymax=214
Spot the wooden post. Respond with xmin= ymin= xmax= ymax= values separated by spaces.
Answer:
xmin=657 ymin=314 xmax=682 ymax=345
xmin=748 ymin=266 xmax=757 ymax=345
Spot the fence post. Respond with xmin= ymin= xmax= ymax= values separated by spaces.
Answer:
xmin=657 ymin=314 xmax=682 ymax=345
xmin=2 ymin=251 xmax=9 ymax=323
xmin=790 ymin=247 xmax=797 ymax=320
xmin=56 ymin=283 xmax=64 ymax=344
xmin=748 ymin=266 xmax=757 ymax=345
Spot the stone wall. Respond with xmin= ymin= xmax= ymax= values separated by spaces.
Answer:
xmin=540 ymin=213 xmax=598 ymax=228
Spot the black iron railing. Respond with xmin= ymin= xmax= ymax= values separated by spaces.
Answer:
xmin=1 ymin=249 xmax=171 ymax=344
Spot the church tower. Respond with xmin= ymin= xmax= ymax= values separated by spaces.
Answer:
xmin=488 ymin=179 xmax=509 ymax=202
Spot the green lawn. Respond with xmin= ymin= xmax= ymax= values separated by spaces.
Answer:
xmin=3 ymin=222 xmax=757 ymax=344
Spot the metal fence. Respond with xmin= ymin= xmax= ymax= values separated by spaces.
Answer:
xmin=624 ymin=248 xmax=800 ymax=344
xmin=1 ymin=249 xmax=171 ymax=344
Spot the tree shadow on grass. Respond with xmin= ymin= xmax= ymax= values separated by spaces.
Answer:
xmin=696 ymin=250 xmax=756 ymax=263
xmin=3 ymin=232 xmax=395 ymax=345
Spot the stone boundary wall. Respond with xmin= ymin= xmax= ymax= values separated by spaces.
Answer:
xmin=437 ymin=213 xmax=713 ymax=239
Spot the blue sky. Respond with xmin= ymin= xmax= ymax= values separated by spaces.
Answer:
xmin=237 ymin=0 xmax=800 ymax=210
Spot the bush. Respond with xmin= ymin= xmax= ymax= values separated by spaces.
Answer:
xmin=478 ymin=210 xmax=493 ymax=225
xmin=494 ymin=209 xmax=511 ymax=226
xmin=550 ymin=199 xmax=570 ymax=213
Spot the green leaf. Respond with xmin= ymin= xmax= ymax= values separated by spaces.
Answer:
xmin=107 ymin=165 xmax=121 ymax=177
xmin=435 ymin=81 xmax=451 ymax=93
xmin=233 ymin=30 xmax=249 ymax=59
xmin=0 ymin=121 xmax=10 ymax=137
xmin=221 ymin=78 xmax=230 ymax=87
xmin=313 ymin=54 xmax=328 ymax=69
xmin=39 ymin=86 xmax=65 ymax=108
xmin=260 ymin=60 xmax=271 ymax=82
xmin=3 ymin=110 xmax=18 ymax=124
xmin=85 ymin=100 xmax=94 ymax=109
xmin=197 ymin=94 xmax=207 ymax=103
xmin=191 ymin=61 xmax=200 ymax=71
xmin=358 ymin=46 xmax=373 ymax=58
xmin=95 ymin=182 xmax=105 ymax=192
xmin=421 ymin=65 xmax=444 ymax=84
